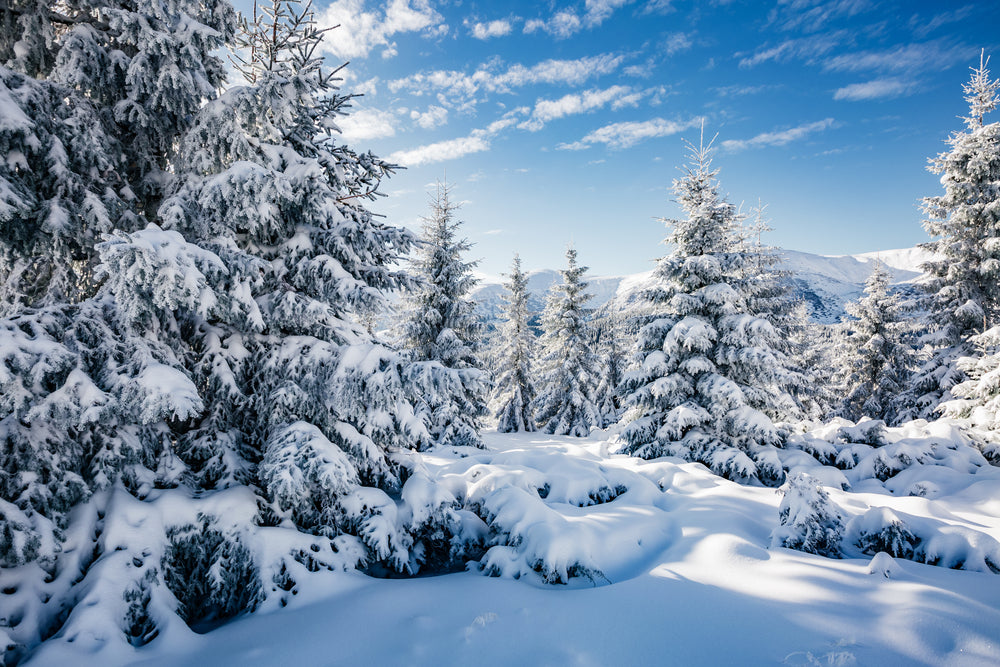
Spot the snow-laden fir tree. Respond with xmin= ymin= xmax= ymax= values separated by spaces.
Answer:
xmin=834 ymin=261 xmax=916 ymax=425
xmin=1 ymin=2 xmax=486 ymax=658
xmin=0 ymin=0 xmax=236 ymax=312
xmin=593 ymin=312 xmax=625 ymax=428
xmin=910 ymin=52 xmax=1000 ymax=416
xmin=532 ymin=246 xmax=601 ymax=436
xmin=400 ymin=181 xmax=488 ymax=447
xmin=771 ymin=472 xmax=844 ymax=558
xmin=491 ymin=254 xmax=537 ymax=432
xmin=737 ymin=202 xmax=809 ymax=421
xmin=942 ymin=325 xmax=1000 ymax=439
xmin=162 ymin=0 xmax=483 ymax=569
xmin=617 ymin=134 xmax=799 ymax=485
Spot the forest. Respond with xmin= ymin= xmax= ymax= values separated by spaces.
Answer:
xmin=1 ymin=0 xmax=999 ymax=665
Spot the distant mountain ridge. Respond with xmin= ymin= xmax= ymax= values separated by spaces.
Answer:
xmin=471 ymin=247 xmax=932 ymax=325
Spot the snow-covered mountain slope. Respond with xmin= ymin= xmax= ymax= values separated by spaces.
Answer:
xmin=472 ymin=247 xmax=932 ymax=325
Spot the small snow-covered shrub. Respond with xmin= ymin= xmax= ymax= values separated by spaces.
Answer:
xmin=851 ymin=507 xmax=921 ymax=559
xmin=772 ymin=473 xmax=844 ymax=557
xmin=122 ymin=570 xmax=159 ymax=647
xmin=845 ymin=507 xmax=1000 ymax=573
xmin=162 ymin=516 xmax=261 ymax=630
xmin=837 ymin=419 xmax=887 ymax=446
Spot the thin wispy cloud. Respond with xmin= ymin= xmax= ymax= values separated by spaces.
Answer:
xmin=833 ymin=78 xmax=914 ymax=101
xmin=766 ymin=0 xmax=873 ymax=34
xmin=823 ymin=40 xmax=972 ymax=73
xmin=738 ymin=32 xmax=846 ymax=68
xmin=909 ymin=5 xmax=975 ymax=39
xmin=721 ymin=118 xmax=835 ymax=151
xmin=558 ymin=117 xmax=701 ymax=150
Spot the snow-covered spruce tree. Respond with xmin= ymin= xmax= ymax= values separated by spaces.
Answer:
xmin=0 ymin=0 xmax=236 ymax=312
xmin=593 ymin=312 xmax=625 ymax=428
xmin=161 ymin=0 xmax=482 ymax=573
xmin=532 ymin=246 xmax=601 ymax=436
xmin=835 ymin=261 xmax=916 ymax=425
xmin=910 ymin=52 xmax=1000 ymax=416
xmin=617 ymin=135 xmax=797 ymax=485
xmin=942 ymin=325 xmax=1000 ymax=439
xmin=736 ymin=202 xmax=809 ymax=421
xmin=771 ymin=472 xmax=844 ymax=558
xmin=491 ymin=254 xmax=537 ymax=432
xmin=400 ymin=181 xmax=488 ymax=447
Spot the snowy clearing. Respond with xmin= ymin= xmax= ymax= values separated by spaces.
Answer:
xmin=26 ymin=429 xmax=1000 ymax=667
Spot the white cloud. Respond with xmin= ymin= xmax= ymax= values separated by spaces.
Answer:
xmin=389 ymin=135 xmax=489 ymax=166
xmin=523 ymin=0 xmax=634 ymax=39
xmin=721 ymin=118 xmax=835 ymax=152
xmin=337 ymin=108 xmax=397 ymax=141
xmin=584 ymin=0 xmax=635 ymax=25
xmin=483 ymin=229 xmax=503 ymax=235
xmin=523 ymin=10 xmax=582 ymax=39
xmin=833 ymin=78 xmax=914 ymax=101
xmin=387 ymin=110 xmax=524 ymax=166
xmin=353 ymin=77 xmax=380 ymax=96
xmin=410 ymin=105 xmax=449 ymax=129
xmin=559 ymin=117 xmax=701 ymax=150
xmin=519 ymin=85 xmax=640 ymax=131
xmin=317 ymin=0 xmax=443 ymax=61
xmin=663 ymin=32 xmax=693 ymax=56
xmin=468 ymin=18 xmax=514 ymax=40
xmin=388 ymin=53 xmax=626 ymax=110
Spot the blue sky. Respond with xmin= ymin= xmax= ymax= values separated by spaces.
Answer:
xmin=296 ymin=0 xmax=999 ymax=277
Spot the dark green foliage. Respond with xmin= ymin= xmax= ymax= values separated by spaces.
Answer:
xmin=162 ymin=516 xmax=262 ymax=630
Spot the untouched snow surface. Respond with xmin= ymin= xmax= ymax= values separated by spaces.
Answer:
xmin=29 ymin=430 xmax=1000 ymax=667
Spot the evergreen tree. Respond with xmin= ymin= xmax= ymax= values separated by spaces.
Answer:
xmin=161 ymin=0 xmax=446 ymax=557
xmin=1 ymin=4 xmax=479 ymax=657
xmin=911 ymin=52 xmax=1000 ymax=416
xmin=0 ymin=0 xmax=236 ymax=312
xmin=491 ymin=254 xmax=537 ymax=433
xmin=532 ymin=246 xmax=601 ymax=436
xmin=593 ymin=312 xmax=625 ymax=428
xmin=617 ymin=135 xmax=795 ymax=485
xmin=834 ymin=262 xmax=916 ymax=425
xmin=942 ymin=325 xmax=1000 ymax=435
xmin=401 ymin=181 xmax=487 ymax=447
xmin=734 ymin=201 xmax=808 ymax=421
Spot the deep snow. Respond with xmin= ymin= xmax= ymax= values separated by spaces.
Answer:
xmin=26 ymin=428 xmax=1000 ymax=667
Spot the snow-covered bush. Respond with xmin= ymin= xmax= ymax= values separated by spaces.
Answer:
xmin=846 ymin=506 xmax=1000 ymax=573
xmin=162 ymin=516 xmax=262 ymax=629
xmin=771 ymin=472 xmax=844 ymax=557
